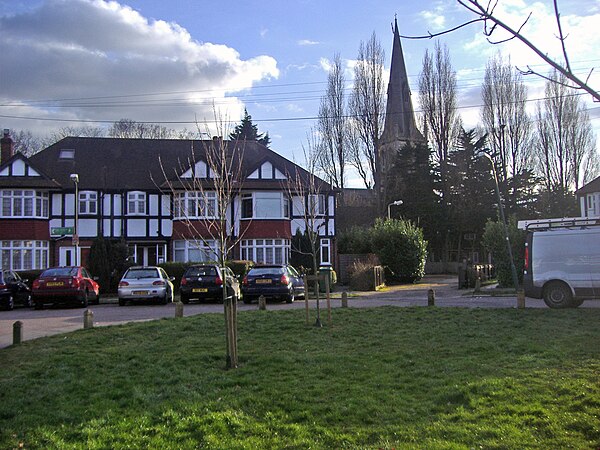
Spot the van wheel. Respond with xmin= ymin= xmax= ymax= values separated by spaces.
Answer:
xmin=543 ymin=282 xmax=572 ymax=309
xmin=570 ymin=298 xmax=584 ymax=308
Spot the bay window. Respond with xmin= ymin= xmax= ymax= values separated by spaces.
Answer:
xmin=173 ymin=192 xmax=217 ymax=219
xmin=1 ymin=190 xmax=49 ymax=218
xmin=1 ymin=240 xmax=49 ymax=270
xmin=173 ymin=239 xmax=219 ymax=262
xmin=241 ymin=192 xmax=290 ymax=219
xmin=241 ymin=239 xmax=290 ymax=264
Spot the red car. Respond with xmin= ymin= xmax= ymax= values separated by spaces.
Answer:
xmin=32 ymin=266 xmax=100 ymax=309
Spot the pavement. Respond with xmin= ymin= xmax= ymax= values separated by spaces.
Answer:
xmin=1 ymin=274 xmax=598 ymax=348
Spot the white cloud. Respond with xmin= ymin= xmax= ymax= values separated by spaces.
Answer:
xmin=297 ymin=39 xmax=319 ymax=46
xmin=0 ymin=0 xmax=279 ymax=134
xmin=319 ymin=57 xmax=332 ymax=73
xmin=419 ymin=10 xmax=446 ymax=29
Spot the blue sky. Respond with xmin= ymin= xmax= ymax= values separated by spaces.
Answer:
xmin=0 ymin=0 xmax=598 ymax=186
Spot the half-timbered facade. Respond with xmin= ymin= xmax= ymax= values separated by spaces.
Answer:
xmin=0 ymin=131 xmax=336 ymax=270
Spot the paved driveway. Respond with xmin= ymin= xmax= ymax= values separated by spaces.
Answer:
xmin=1 ymin=275 xmax=598 ymax=348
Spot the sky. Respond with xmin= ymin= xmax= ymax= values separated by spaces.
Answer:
xmin=0 ymin=0 xmax=599 ymax=187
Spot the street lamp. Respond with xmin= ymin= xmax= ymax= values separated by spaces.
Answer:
xmin=70 ymin=173 xmax=79 ymax=266
xmin=387 ymin=200 xmax=403 ymax=219
xmin=480 ymin=152 xmax=519 ymax=292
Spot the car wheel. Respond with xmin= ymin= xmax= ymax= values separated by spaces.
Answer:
xmin=543 ymin=281 xmax=572 ymax=309
xmin=92 ymin=292 xmax=100 ymax=305
xmin=81 ymin=290 xmax=89 ymax=308
xmin=118 ymin=298 xmax=126 ymax=307
xmin=160 ymin=291 xmax=169 ymax=305
xmin=34 ymin=300 xmax=44 ymax=310
xmin=286 ymin=290 xmax=295 ymax=304
xmin=24 ymin=294 xmax=33 ymax=308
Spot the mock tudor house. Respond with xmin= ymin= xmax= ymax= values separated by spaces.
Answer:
xmin=0 ymin=130 xmax=336 ymax=271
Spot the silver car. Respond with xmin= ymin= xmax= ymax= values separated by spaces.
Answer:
xmin=118 ymin=266 xmax=175 ymax=306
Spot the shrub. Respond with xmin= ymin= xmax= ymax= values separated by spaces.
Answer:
xmin=348 ymin=256 xmax=379 ymax=291
xmin=337 ymin=226 xmax=372 ymax=254
xmin=88 ymin=238 xmax=130 ymax=293
xmin=226 ymin=260 xmax=254 ymax=278
xmin=158 ymin=262 xmax=189 ymax=292
xmin=370 ymin=218 xmax=427 ymax=282
xmin=482 ymin=217 xmax=525 ymax=288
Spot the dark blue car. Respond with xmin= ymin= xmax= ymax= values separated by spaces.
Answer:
xmin=242 ymin=264 xmax=305 ymax=304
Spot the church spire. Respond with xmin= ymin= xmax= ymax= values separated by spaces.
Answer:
xmin=380 ymin=17 xmax=423 ymax=145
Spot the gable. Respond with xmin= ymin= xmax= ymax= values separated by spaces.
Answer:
xmin=0 ymin=155 xmax=41 ymax=177
xmin=181 ymin=160 xmax=209 ymax=179
xmin=248 ymin=160 xmax=287 ymax=180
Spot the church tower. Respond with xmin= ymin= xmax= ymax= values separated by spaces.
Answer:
xmin=379 ymin=18 xmax=425 ymax=201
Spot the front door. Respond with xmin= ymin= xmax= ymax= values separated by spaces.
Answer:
xmin=59 ymin=247 xmax=78 ymax=266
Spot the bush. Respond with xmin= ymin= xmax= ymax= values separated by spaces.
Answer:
xmin=226 ymin=260 xmax=254 ymax=278
xmin=482 ymin=217 xmax=525 ymax=288
xmin=88 ymin=238 xmax=130 ymax=293
xmin=337 ymin=226 xmax=372 ymax=254
xmin=370 ymin=218 xmax=427 ymax=282
xmin=158 ymin=262 xmax=189 ymax=292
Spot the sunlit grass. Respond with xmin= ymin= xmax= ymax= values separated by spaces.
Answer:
xmin=1 ymin=307 xmax=599 ymax=448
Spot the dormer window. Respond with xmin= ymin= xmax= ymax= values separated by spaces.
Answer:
xmin=59 ymin=149 xmax=75 ymax=160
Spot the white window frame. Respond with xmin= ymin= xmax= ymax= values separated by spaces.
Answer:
xmin=173 ymin=191 xmax=217 ymax=219
xmin=320 ymin=238 xmax=331 ymax=265
xmin=308 ymin=194 xmax=326 ymax=216
xmin=241 ymin=239 xmax=290 ymax=264
xmin=173 ymin=239 xmax=219 ymax=263
xmin=1 ymin=190 xmax=49 ymax=218
xmin=1 ymin=240 xmax=49 ymax=270
xmin=241 ymin=192 xmax=288 ymax=219
xmin=127 ymin=191 xmax=146 ymax=215
xmin=587 ymin=194 xmax=597 ymax=216
xmin=79 ymin=191 xmax=97 ymax=215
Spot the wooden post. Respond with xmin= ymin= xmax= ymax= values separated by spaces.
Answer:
xmin=304 ymin=275 xmax=309 ymax=324
xmin=427 ymin=289 xmax=435 ymax=306
xmin=341 ymin=291 xmax=348 ymax=308
xmin=175 ymin=301 xmax=184 ymax=318
xmin=325 ymin=275 xmax=331 ymax=325
xmin=83 ymin=309 xmax=94 ymax=329
xmin=13 ymin=321 xmax=23 ymax=345
xmin=258 ymin=295 xmax=266 ymax=310
xmin=517 ymin=289 xmax=526 ymax=309
xmin=474 ymin=277 xmax=481 ymax=293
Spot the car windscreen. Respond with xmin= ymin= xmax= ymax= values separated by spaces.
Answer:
xmin=186 ymin=267 xmax=217 ymax=277
xmin=248 ymin=267 xmax=284 ymax=276
xmin=124 ymin=268 xmax=159 ymax=279
xmin=41 ymin=267 xmax=78 ymax=277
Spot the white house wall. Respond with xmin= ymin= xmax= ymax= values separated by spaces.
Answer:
xmin=149 ymin=194 xmax=159 ymax=216
xmin=161 ymin=195 xmax=170 ymax=216
xmin=79 ymin=218 xmax=96 ymax=237
xmin=52 ymin=193 xmax=62 ymax=215
xmin=12 ymin=159 xmax=26 ymax=176
xmin=113 ymin=219 xmax=122 ymax=237
xmin=127 ymin=219 xmax=146 ymax=237
xmin=113 ymin=194 xmax=122 ymax=215
xmin=161 ymin=219 xmax=172 ymax=236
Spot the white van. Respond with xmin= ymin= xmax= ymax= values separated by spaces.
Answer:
xmin=520 ymin=218 xmax=600 ymax=308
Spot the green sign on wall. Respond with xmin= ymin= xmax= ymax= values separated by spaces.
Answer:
xmin=51 ymin=226 xmax=74 ymax=236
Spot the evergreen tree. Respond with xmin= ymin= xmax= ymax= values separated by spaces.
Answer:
xmin=229 ymin=109 xmax=270 ymax=147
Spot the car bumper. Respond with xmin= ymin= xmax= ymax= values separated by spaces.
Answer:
xmin=32 ymin=289 xmax=86 ymax=304
xmin=118 ymin=287 xmax=167 ymax=300
xmin=241 ymin=286 xmax=292 ymax=299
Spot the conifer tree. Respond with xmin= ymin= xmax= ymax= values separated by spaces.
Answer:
xmin=229 ymin=108 xmax=270 ymax=147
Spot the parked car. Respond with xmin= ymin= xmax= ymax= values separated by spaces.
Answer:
xmin=523 ymin=222 xmax=600 ymax=308
xmin=0 ymin=270 xmax=32 ymax=310
xmin=32 ymin=266 xmax=100 ymax=309
xmin=180 ymin=264 xmax=240 ymax=304
xmin=242 ymin=264 xmax=305 ymax=304
xmin=118 ymin=266 xmax=174 ymax=306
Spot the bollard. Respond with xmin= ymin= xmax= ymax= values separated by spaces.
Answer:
xmin=83 ymin=309 xmax=94 ymax=329
xmin=341 ymin=291 xmax=348 ymax=308
xmin=427 ymin=289 xmax=435 ymax=306
xmin=13 ymin=321 xmax=23 ymax=345
xmin=175 ymin=301 xmax=184 ymax=318
xmin=258 ymin=295 xmax=266 ymax=310
xmin=517 ymin=289 xmax=526 ymax=309
xmin=474 ymin=277 xmax=481 ymax=293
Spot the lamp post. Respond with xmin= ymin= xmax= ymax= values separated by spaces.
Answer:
xmin=480 ymin=152 xmax=519 ymax=292
xmin=387 ymin=200 xmax=403 ymax=219
xmin=70 ymin=173 xmax=79 ymax=266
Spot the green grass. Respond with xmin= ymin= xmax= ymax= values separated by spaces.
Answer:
xmin=1 ymin=307 xmax=599 ymax=449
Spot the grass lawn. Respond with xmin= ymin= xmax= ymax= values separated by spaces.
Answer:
xmin=1 ymin=307 xmax=599 ymax=449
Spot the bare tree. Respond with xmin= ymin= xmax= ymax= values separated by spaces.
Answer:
xmin=403 ymin=0 xmax=599 ymax=101
xmin=534 ymin=70 xmax=599 ymax=196
xmin=158 ymin=116 xmax=246 ymax=369
xmin=286 ymin=130 xmax=329 ymax=327
xmin=418 ymin=41 xmax=462 ymax=203
xmin=348 ymin=32 xmax=386 ymax=191
xmin=50 ymin=125 xmax=106 ymax=142
xmin=317 ymin=53 xmax=348 ymax=190
xmin=10 ymin=130 xmax=46 ymax=156
xmin=109 ymin=119 xmax=178 ymax=139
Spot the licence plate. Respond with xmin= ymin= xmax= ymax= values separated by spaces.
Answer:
xmin=192 ymin=288 xmax=208 ymax=293
xmin=132 ymin=290 xmax=149 ymax=295
xmin=256 ymin=279 xmax=272 ymax=284
xmin=46 ymin=282 xmax=64 ymax=287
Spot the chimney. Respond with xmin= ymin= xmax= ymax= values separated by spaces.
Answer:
xmin=1 ymin=129 xmax=14 ymax=164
